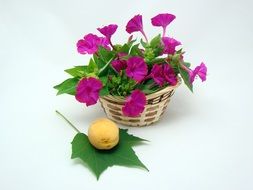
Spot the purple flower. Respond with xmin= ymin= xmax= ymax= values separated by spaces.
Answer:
xmin=162 ymin=37 xmax=181 ymax=55
xmin=97 ymin=24 xmax=118 ymax=41
xmin=122 ymin=90 xmax=146 ymax=117
xmin=151 ymin=64 xmax=177 ymax=86
xmin=126 ymin=14 xmax=143 ymax=34
xmin=189 ymin=62 xmax=207 ymax=83
xmin=163 ymin=64 xmax=177 ymax=85
xmin=75 ymin=77 xmax=103 ymax=106
xmin=151 ymin=13 xmax=176 ymax=36
xmin=76 ymin=33 xmax=109 ymax=54
xmin=111 ymin=53 xmax=127 ymax=72
xmin=112 ymin=60 xmax=127 ymax=72
xmin=126 ymin=14 xmax=148 ymax=42
xmin=126 ymin=56 xmax=148 ymax=82
xmin=151 ymin=64 xmax=166 ymax=86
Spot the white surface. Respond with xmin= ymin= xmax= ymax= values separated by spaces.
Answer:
xmin=1 ymin=0 xmax=253 ymax=189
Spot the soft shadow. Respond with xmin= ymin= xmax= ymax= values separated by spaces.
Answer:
xmin=155 ymin=90 xmax=196 ymax=128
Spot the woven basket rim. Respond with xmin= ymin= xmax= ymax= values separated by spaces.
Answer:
xmin=100 ymin=77 xmax=181 ymax=102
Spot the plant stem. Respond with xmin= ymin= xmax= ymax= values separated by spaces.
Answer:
xmin=55 ymin=110 xmax=80 ymax=133
xmin=180 ymin=62 xmax=191 ymax=72
xmin=162 ymin=27 xmax=166 ymax=37
xmin=94 ymin=52 xmax=99 ymax=57
xmin=109 ymin=39 xmax=116 ymax=50
xmin=141 ymin=30 xmax=149 ymax=43
xmin=98 ymin=57 xmax=114 ymax=76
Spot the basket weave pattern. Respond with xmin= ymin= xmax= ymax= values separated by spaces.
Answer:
xmin=99 ymin=80 xmax=181 ymax=127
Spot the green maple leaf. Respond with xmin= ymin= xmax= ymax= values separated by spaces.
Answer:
xmin=71 ymin=129 xmax=149 ymax=180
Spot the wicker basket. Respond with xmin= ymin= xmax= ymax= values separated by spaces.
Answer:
xmin=99 ymin=79 xmax=181 ymax=127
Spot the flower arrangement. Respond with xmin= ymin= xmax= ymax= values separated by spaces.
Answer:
xmin=54 ymin=13 xmax=207 ymax=120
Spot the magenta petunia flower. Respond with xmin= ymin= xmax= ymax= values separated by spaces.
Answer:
xmin=151 ymin=64 xmax=177 ymax=86
xmin=97 ymin=24 xmax=118 ymax=41
xmin=151 ymin=64 xmax=166 ymax=86
xmin=126 ymin=14 xmax=148 ymax=42
xmin=189 ymin=62 xmax=207 ymax=83
xmin=126 ymin=14 xmax=143 ymax=34
xmin=163 ymin=64 xmax=177 ymax=85
xmin=162 ymin=37 xmax=181 ymax=55
xmin=122 ymin=90 xmax=146 ymax=117
xmin=111 ymin=53 xmax=127 ymax=72
xmin=112 ymin=60 xmax=127 ymax=72
xmin=151 ymin=13 xmax=176 ymax=36
xmin=126 ymin=56 xmax=148 ymax=82
xmin=75 ymin=77 xmax=103 ymax=106
xmin=76 ymin=33 xmax=109 ymax=54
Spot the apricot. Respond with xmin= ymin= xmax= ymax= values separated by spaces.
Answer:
xmin=88 ymin=118 xmax=119 ymax=150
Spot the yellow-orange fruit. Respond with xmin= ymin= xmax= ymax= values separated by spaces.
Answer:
xmin=88 ymin=118 xmax=119 ymax=150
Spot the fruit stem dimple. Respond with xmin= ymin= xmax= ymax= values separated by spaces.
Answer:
xmin=55 ymin=110 xmax=81 ymax=133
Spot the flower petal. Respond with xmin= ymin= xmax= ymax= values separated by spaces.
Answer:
xmin=76 ymin=33 xmax=110 ymax=54
xmin=162 ymin=37 xmax=181 ymax=55
xmin=163 ymin=64 xmax=177 ymax=85
xmin=151 ymin=64 xmax=166 ymax=86
xmin=197 ymin=62 xmax=207 ymax=82
xmin=111 ymin=59 xmax=127 ymax=72
xmin=190 ymin=62 xmax=207 ymax=83
xmin=126 ymin=56 xmax=148 ymax=82
xmin=97 ymin=24 xmax=118 ymax=40
xmin=75 ymin=77 xmax=103 ymax=106
xmin=122 ymin=90 xmax=146 ymax=117
xmin=151 ymin=13 xmax=176 ymax=29
xmin=126 ymin=14 xmax=143 ymax=34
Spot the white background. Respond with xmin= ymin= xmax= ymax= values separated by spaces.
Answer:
xmin=1 ymin=0 xmax=253 ymax=189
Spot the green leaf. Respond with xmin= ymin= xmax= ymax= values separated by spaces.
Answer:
xmin=119 ymin=44 xmax=130 ymax=54
xmin=182 ymin=62 xmax=191 ymax=68
xmin=99 ymin=86 xmax=110 ymax=96
xmin=97 ymin=59 xmax=107 ymax=71
xmin=140 ymin=38 xmax=148 ymax=48
xmin=71 ymin=129 xmax=149 ymax=180
xmin=54 ymin=78 xmax=79 ymax=95
xmin=141 ymin=87 xmax=160 ymax=94
xmin=93 ymin=54 xmax=99 ymax=65
xmin=99 ymin=76 xmax=108 ymax=85
xmin=118 ymin=39 xmax=137 ymax=54
xmin=98 ymin=57 xmax=115 ymax=77
xmin=153 ymin=46 xmax=163 ymax=57
xmin=99 ymin=76 xmax=110 ymax=96
xmin=136 ymin=81 xmax=160 ymax=95
xmin=97 ymin=46 xmax=115 ymax=63
xmin=64 ymin=66 xmax=87 ymax=77
xmin=144 ymin=48 xmax=155 ymax=62
xmin=129 ymin=43 xmax=142 ymax=56
xmin=136 ymin=79 xmax=169 ymax=95
xmin=119 ymin=129 xmax=149 ymax=146
xmin=96 ymin=47 xmax=115 ymax=77
xmin=64 ymin=59 xmax=98 ymax=78
xmin=150 ymin=34 xmax=161 ymax=48
xmin=127 ymin=39 xmax=137 ymax=47
xmin=146 ymin=57 xmax=166 ymax=65
xmin=87 ymin=58 xmax=98 ymax=74
xmin=178 ymin=66 xmax=193 ymax=92
xmin=176 ymin=48 xmax=184 ymax=55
